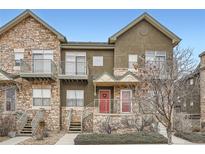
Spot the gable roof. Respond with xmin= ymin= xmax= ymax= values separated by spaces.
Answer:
xmin=118 ymin=71 xmax=140 ymax=82
xmin=93 ymin=72 xmax=115 ymax=83
xmin=0 ymin=10 xmax=67 ymax=42
xmin=109 ymin=12 xmax=181 ymax=46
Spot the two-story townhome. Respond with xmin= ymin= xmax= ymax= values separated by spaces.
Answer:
xmin=0 ymin=10 xmax=181 ymax=134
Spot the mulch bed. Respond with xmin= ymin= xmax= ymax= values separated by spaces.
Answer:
xmin=18 ymin=131 xmax=65 ymax=145
xmin=175 ymin=132 xmax=205 ymax=143
xmin=74 ymin=132 xmax=168 ymax=145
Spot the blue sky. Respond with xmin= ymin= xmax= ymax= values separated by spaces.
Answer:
xmin=0 ymin=9 xmax=204 ymax=62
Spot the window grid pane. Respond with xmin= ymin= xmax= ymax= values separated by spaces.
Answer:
xmin=66 ymin=90 xmax=84 ymax=107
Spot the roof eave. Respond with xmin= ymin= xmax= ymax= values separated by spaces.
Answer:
xmin=108 ymin=12 xmax=181 ymax=45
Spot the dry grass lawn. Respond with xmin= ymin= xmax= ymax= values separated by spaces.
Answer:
xmin=18 ymin=131 xmax=65 ymax=145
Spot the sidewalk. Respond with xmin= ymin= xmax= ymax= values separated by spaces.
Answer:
xmin=55 ymin=133 xmax=78 ymax=145
xmin=0 ymin=137 xmax=30 ymax=145
xmin=158 ymin=123 xmax=192 ymax=144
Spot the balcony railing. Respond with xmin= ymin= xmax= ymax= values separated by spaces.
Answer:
xmin=94 ymin=99 xmax=139 ymax=114
xmin=59 ymin=61 xmax=88 ymax=79
xmin=20 ymin=59 xmax=57 ymax=78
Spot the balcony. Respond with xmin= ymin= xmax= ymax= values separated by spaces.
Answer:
xmin=20 ymin=59 xmax=57 ymax=80
xmin=59 ymin=61 xmax=88 ymax=81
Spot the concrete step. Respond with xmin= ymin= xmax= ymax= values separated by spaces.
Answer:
xmin=18 ymin=133 xmax=32 ymax=136
xmin=68 ymin=130 xmax=81 ymax=133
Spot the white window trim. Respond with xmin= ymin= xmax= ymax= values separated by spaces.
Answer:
xmin=32 ymin=88 xmax=51 ymax=110
xmin=14 ymin=52 xmax=24 ymax=68
xmin=120 ymin=89 xmax=132 ymax=113
xmin=4 ymin=88 xmax=16 ymax=112
xmin=93 ymin=56 xmax=103 ymax=66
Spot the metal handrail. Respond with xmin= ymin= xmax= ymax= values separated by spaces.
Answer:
xmin=67 ymin=108 xmax=73 ymax=130
xmin=20 ymin=59 xmax=57 ymax=75
xmin=16 ymin=111 xmax=28 ymax=134
xmin=31 ymin=109 xmax=45 ymax=136
xmin=94 ymin=99 xmax=139 ymax=114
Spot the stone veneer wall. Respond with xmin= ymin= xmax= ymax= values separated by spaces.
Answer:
xmin=200 ymin=54 xmax=205 ymax=130
xmin=0 ymin=16 xmax=61 ymax=131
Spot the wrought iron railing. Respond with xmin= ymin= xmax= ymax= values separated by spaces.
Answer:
xmin=67 ymin=108 xmax=73 ymax=131
xmin=16 ymin=111 xmax=28 ymax=134
xmin=59 ymin=61 xmax=88 ymax=76
xmin=20 ymin=59 xmax=57 ymax=75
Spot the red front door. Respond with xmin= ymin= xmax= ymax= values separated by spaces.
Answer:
xmin=99 ymin=90 xmax=110 ymax=113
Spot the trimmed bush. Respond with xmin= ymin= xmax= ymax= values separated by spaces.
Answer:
xmin=74 ymin=132 xmax=167 ymax=145
xmin=0 ymin=114 xmax=16 ymax=136
xmin=175 ymin=132 xmax=205 ymax=143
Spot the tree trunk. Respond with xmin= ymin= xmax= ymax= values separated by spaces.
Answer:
xmin=166 ymin=127 xmax=173 ymax=145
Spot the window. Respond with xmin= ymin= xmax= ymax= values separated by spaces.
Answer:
xmin=128 ymin=54 xmax=138 ymax=69
xmin=190 ymin=101 xmax=194 ymax=106
xmin=93 ymin=56 xmax=103 ymax=66
xmin=145 ymin=51 xmax=166 ymax=63
xmin=65 ymin=52 xmax=86 ymax=75
xmin=190 ymin=79 xmax=194 ymax=85
xmin=14 ymin=49 xmax=24 ymax=66
xmin=33 ymin=88 xmax=51 ymax=106
xmin=145 ymin=51 xmax=166 ymax=76
xmin=121 ymin=90 xmax=132 ymax=113
xmin=5 ymin=88 xmax=15 ymax=111
xmin=32 ymin=50 xmax=53 ymax=73
xmin=66 ymin=90 xmax=84 ymax=107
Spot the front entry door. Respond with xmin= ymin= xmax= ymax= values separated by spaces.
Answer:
xmin=99 ymin=90 xmax=110 ymax=113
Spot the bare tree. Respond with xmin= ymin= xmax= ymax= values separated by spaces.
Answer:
xmin=133 ymin=46 xmax=196 ymax=144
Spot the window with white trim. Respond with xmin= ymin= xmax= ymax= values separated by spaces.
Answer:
xmin=145 ymin=51 xmax=166 ymax=76
xmin=14 ymin=49 xmax=24 ymax=66
xmin=66 ymin=90 xmax=84 ymax=107
xmin=93 ymin=56 xmax=103 ymax=66
xmin=128 ymin=54 xmax=138 ymax=69
xmin=65 ymin=52 xmax=86 ymax=75
xmin=33 ymin=88 xmax=51 ymax=106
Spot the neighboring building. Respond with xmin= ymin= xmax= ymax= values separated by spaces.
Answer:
xmin=0 ymin=10 xmax=181 ymax=134
xmin=174 ymin=66 xmax=200 ymax=115
xmin=199 ymin=51 xmax=205 ymax=130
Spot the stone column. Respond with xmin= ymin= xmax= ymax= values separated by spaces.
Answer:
xmin=199 ymin=51 xmax=205 ymax=131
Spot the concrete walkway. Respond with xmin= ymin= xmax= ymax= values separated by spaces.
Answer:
xmin=158 ymin=123 xmax=192 ymax=144
xmin=0 ymin=137 xmax=30 ymax=145
xmin=55 ymin=133 xmax=79 ymax=145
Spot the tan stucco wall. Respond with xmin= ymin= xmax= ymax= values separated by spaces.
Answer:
xmin=114 ymin=19 xmax=173 ymax=76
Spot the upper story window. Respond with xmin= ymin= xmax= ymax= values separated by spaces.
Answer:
xmin=145 ymin=51 xmax=166 ymax=74
xmin=14 ymin=49 xmax=24 ymax=67
xmin=32 ymin=50 xmax=54 ymax=73
xmin=128 ymin=54 xmax=138 ymax=69
xmin=93 ymin=56 xmax=103 ymax=66
xmin=145 ymin=51 xmax=166 ymax=62
xmin=65 ymin=52 xmax=86 ymax=75
xmin=33 ymin=88 xmax=51 ymax=107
